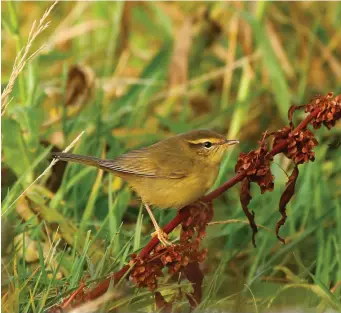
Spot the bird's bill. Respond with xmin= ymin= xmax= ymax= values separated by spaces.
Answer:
xmin=224 ymin=139 xmax=239 ymax=146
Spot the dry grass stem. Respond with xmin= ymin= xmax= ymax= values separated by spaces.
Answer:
xmin=266 ymin=21 xmax=295 ymax=78
xmin=1 ymin=0 xmax=59 ymax=114
xmin=65 ymin=291 xmax=122 ymax=313
xmin=152 ymin=52 xmax=260 ymax=103
xmin=221 ymin=13 xmax=239 ymax=108
xmin=208 ymin=219 xmax=273 ymax=233
xmin=44 ymin=1 xmax=89 ymax=52
xmin=46 ymin=20 xmax=107 ymax=49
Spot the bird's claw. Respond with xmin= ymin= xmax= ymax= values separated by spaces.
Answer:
xmin=151 ymin=228 xmax=173 ymax=247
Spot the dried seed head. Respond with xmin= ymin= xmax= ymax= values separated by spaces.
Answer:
xmin=273 ymin=128 xmax=318 ymax=165
xmin=130 ymin=256 xmax=163 ymax=290
xmin=305 ymin=92 xmax=341 ymax=129
xmin=235 ymin=141 xmax=274 ymax=194
xmin=130 ymin=201 xmax=213 ymax=291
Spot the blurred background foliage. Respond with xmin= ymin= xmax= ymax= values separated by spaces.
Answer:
xmin=1 ymin=1 xmax=341 ymax=312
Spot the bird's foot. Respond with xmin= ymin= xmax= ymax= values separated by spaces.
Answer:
xmin=151 ymin=227 xmax=173 ymax=247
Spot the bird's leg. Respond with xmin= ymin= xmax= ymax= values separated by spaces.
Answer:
xmin=144 ymin=204 xmax=173 ymax=246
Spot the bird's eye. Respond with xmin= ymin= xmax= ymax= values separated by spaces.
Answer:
xmin=204 ymin=141 xmax=212 ymax=148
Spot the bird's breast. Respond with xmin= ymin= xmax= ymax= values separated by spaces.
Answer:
xmin=125 ymin=164 xmax=219 ymax=209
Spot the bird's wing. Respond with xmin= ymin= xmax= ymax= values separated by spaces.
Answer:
xmin=99 ymin=145 xmax=194 ymax=179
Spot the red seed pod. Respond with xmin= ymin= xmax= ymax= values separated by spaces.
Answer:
xmin=235 ymin=141 xmax=274 ymax=194
xmin=305 ymin=92 xmax=341 ymax=129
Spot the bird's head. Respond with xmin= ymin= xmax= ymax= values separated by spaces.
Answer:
xmin=179 ymin=129 xmax=239 ymax=165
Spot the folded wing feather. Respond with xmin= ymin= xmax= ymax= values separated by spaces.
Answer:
xmin=99 ymin=147 xmax=193 ymax=179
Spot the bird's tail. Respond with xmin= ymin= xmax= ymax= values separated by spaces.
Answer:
xmin=51 ymin=152 xmax=103 ymax=169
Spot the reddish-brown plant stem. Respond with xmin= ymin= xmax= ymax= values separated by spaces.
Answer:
xmin=79 ymin=105 xmax=324 ymax=303
xmin=83 ymin=265 xmax=129 ymax=302
xmin=61 ymin=281 xmax=86 ymax=309
xmin=269 ymin=107 xmax=321 ymax=157
xmin=202 ymin=172 xmax=245 ymax=202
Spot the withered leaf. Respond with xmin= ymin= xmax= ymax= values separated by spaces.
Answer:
xmin=64 ymin=64 xmax=95 ymax=107
xmin=240 ymin=179 xmax=258 ymax=247
xmin=183 ymin=262 xmax=203 ymax=310
xmin=328 ymin=139 xmax=341 ymax=149
xmin=288 ymin=105 xmax=297 ymax=129
xmin=288 ymin=104 xmax=305 ymax=129
xmin=276 ymin=166 xmax=299 ymax=243
xmin=42 ymin=141 xmax=67 ymax=192
xmin=155 ymin=292 xmax=172 ymax=313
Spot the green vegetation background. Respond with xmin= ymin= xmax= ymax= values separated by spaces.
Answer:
xmin=1 ymin=2 xmax=341 ymax=312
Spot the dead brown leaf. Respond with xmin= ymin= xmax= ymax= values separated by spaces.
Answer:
xmin=288 ymin=104 xmax=306 ymax=129
xmin=41 ymin=64 xmax=95 ymax=130
xmin=183 ymin=261 xmax=203 ymax=310
xmin=64 ymin=64 xmax=95 ymax=107
xmin=240 ymin=178 xmax=258 ymax=248
xmin=276 ymin=166 xmax=299 ymax=243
